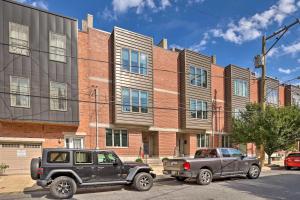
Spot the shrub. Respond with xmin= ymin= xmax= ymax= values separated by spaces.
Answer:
xmin=135 ymin=158 xmax=143 ymax=163
xmin=0 ymin=163 xmax=9 ymax=174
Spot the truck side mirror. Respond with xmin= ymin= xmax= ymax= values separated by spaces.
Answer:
xmin=241 ymin=154 xmax=247 ymax=159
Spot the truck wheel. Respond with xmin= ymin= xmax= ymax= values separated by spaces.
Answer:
xmin=133 ymin=172 xmax=153 ymax=191
xmin=50 ymin=176 xmax=77 ymax=199
xmin=247 ymin=165 xmax=261 ymax=179
xmin=30 ymin=158 xmax=41 ymax=180
xmin=175 ymin=176 xmax=187 ymax=182
xmin=196 ymin=169 xmax=212 ymax=185
xmin=285 ymin=166 xmax=291 ymax=170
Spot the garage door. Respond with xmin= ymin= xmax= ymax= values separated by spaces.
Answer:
xmin=0 ymin=143 xmax=42 ymax=174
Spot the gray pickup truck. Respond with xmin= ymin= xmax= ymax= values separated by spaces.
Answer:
xmin=163 ymin=148 xmax=261 ymax=185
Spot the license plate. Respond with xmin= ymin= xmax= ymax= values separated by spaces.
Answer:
xmin=171 ymin=161 xmax=178 ymax=165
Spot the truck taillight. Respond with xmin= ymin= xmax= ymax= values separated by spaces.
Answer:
xmin=183 ymin=162 xmax=190 ymax=171
xmin=37 ymin=168 xmax=43 ymax=175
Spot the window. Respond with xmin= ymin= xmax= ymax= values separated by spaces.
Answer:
xmin=220 ymin=148 xmax=231 ymax=157
xmin=65 ymin=137 xmax=84 ymax=149
xmin=47 ymin=152 xmax=70 ymax=163
xmin=234 ymin=80 xmax=248 ymax=97
xmin=50 ymin=82 xmax=67 ymax=111
xmin=195 ymin=149 xmax=218 ymax=158
xmin=197 ymin=133 xmax=210 ymax=148
xmin=222 ymin=135 xmax=230 ymax=147
xmin=121 ymin=88 xmax=149 ymax=113
xmin=189 ymin=66 xmax=207 ymax=88
xmin=190 ymin=99 xmax=208 ymax=119
xmin=10 ymin=76 xmax=30 ymax=108
xmin=266 ymin=88 xmax=278 ymax=104
xmin=49 ymin=32 xmax=66 ymax=62
xmin=74 ymin=152 xmax=93 ymax=164
xmin=9 ymin=22 xmax=29 ymax=56
xmin=292 ymin=94 xmax=300 ymax=107
xmin=229 ymin=149 xmax=242 ymax=157
xmin=24 ymin=144 xmax=41 ymax=148
xmin=1 ymin=143 xmax=20 ymax=148
xmin=121 ymin=48 xmax=147 ymax=75
xmin=97 ymin=152 xmax=119 ymax=164
xmin=106 ymin=129 xmax=128 ymax=147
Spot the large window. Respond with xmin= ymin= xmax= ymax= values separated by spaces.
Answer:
xmin=121 ymin=88 xmax=149 ymax=113
xmin=121 ymin=48 xmax=147 ymax=75
xmin=234 ymin=79 xmax=248 ymax=97
xmin=10 ymin=76 xmax=30 ymax=108
xmin=50 ymin=82 xmax=67 ymax=111
xmin=292 ymin=94 xmax=300 ymax=107
xmin=189 ymin=66 xmax=207 ymax=88
xmin=106 ymin=129 xmax=128 ymax=147
xmin=197 ymin=133 xmax=210 ymax=148
xmin=49 ymin=32 xmax=66 ymax=62
xmin=222 ymin=135 xmax=230 ymax=147
xmin=47 ymin=152 xmax=70 ymax=163
xmin=65 ymin=137 xmax=84 ymax=149
xmin=9 ymin=22 xmax=29 ymax=56
xmin=190 ymin=99 xmax=208 ymax=119
xmin=74 ymin=152 xmax=93 ymax=164
xmin=266 ymin=88 xmax=278 ymax=104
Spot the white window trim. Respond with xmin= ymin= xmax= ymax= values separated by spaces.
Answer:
xmin=121 ymin=87 xmax=149 ymax=113
xmin=49 ymin=31 xmax=67 ymax=63
xmin=121 ymin=48 xmax=148 ymax=76
xmin=197 ymin=133 xmax=210 ymax=148
xmin=222 ymin=135 xmax=230 ymax=148
xmin=10 ymin=75 xmax=30 ymax=108
xmin=64 ymin=136 xmax=84 ymax=149
xmin=9 ymin=22 xmax=29 ymax=56
xmin=190 ymin=98 xmax=208 ymax=120
xmin=233 ymin=79 xmax=248 ymax=97
xmin=50 ymin=81 xmax=68 ymax=111
xmin=189 ymin=65 xmax=208 ymax=88
xmin=105 ymin=129 xmax=129 ymax=148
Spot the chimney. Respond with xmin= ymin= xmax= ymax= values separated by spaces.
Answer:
xmin=211 ymin=55 xmax=217 ymax=64
xmin=82 ymin=20 xmax=87 ymax=32
xmin=87 ymin=14 xmax=93 ymax=29
xmin=158 ymin=38 xmax=168 ymax=49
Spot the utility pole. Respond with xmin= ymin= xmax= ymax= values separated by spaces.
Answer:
xmin=91 ymin=86 xmax=99 ymax=149
xmin=255 ymin=18 xmax=300 ymax=166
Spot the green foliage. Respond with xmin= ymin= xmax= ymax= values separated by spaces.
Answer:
xmin=232 ymin=103 xmax=300 ymax=163
xmin=135 ymin=158 xmax=144 ymax=163
xmin=0 ymin=163 xmax=9 ymax=174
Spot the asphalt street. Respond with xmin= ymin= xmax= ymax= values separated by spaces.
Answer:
xmin=0 ymin=169 xmax=299 ymax=200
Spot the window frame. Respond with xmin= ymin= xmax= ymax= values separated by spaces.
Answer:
xmin=9 ymin=22 xmax=29 ymax=56
xmin=105 ymin=129 xmax=128 ymax=148
xmin=190 ymin=98 xmax=208 ymax=119
xmin=222 ymin=135 xmax=231 ymax=148
xmin=121 ymin=48 xmax=148 ymax=76
xmin=47 ymin=151 xmax=70 ymax=163
xmin=64 ymin=136 xmax=84 ymax=149
xmin=49 ymin=31 xmax=67 ymax=63
xmin=233 ymin=79 xmax=248 ymax=97
xmin=292 ymin=94 xmax=300 ymax=107
xmin=197 ymin=133 xmax=210 ymax=148
xmin=189 ymin=66 xmax=207 ymax=88
xmin=10 ymin=75 xmax=30 ymax=108
xmin=266 ymin=88 xmax=279 ymax=105
xmin=50 ymin=81 xmax=68 ymax=112
xmin=74 ymin=151 xmax=93 ymax=165
xmin=121 ymin=87 xmax=149 ymax=113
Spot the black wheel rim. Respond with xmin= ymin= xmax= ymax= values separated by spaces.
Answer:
xmin=200 ymin=171 xmax=211 ymax=183
xmin=139 ymin=176 xmax=150 ymax=188
xmin=56 ymin=181 xmax=72 ymax=195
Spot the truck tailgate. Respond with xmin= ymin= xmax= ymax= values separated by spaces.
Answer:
xmin=163 ymin=159 xmax=186 ymax=171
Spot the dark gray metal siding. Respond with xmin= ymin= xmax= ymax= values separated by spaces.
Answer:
xmin=259 ymin=77 xmax=279 ymax=106
xmin=113 ymin=27 xmax=153 ymax=126
xmin=224 ymin=65 xmax=250 ymax=132
xmin=0 ymin=0 xmax=79 ymax=125
xmin=180 ymin=49 xmax=212 ymax=130
xmin=285 ymin=85 xmax=300 ymax=106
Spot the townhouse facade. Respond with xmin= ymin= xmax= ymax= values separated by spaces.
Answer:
xmin=0 ymin=1 xmax=299 ymax=173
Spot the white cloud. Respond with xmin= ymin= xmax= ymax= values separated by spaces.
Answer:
xmin=298 ymin=1 xmax=300 ymax=6
xmin=189 ymin=32 xmax=209 ymax=52
xmin=111 ymin=0 xmax=171 ymax=14
xmin=210 ymin=0 xmax=298 ymax=44
xmin=297 ymin=59 xmax=300 ymax=63
xmin=17 ymin=0 xmax=48 ymax=10
xmin=278 ymin=67 xmax=292 ymax=74
xmin=281 ymin=41 xmax=300 ymax=55
xmin=267 ymin=47 xmax=279 ymax=57
xmin=169 ymin=44 xmax=184 ymax=50
xmin=187 ymin=0 xmax=205 ymax=6
xmin=101 ymin=7 xmax=117 ymax=21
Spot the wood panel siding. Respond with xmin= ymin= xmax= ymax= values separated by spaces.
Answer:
xmin=113 ymin=27 xmax=153 ymax=126
xmin=224 ymin=65 xmax=250 ymax=132
xmin=259 ymin=77 xmax=279 ymax=106
xmin=0 ymin=0 xmax=78 ymax=125
xmin=180 ymin=49 xmax=212 ymax=130
xmin=285 ymin=85 xmax=300 ymax=106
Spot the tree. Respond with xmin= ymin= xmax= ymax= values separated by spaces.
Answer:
xmin=231 ymin=103 xmax=300 ymax=165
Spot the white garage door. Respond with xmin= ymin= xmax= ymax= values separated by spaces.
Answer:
xmin=0 ymin=143 xmax=42 ymax=174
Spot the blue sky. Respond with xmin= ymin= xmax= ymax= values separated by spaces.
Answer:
xmin=19 ymin=0 xmax=300 ymax=85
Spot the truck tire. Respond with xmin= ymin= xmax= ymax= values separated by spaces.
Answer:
xmin=247 ymin=165 xmax=260 ymax=179
xmin=132 ymin=172 xmax=153 ymax=191
xmin=175 ymin=176 xmax=187 ymax=182
xmin=196 ymin=169 xmax=212 ymax=185
xmin=30 ymin=158 xmax=41 ymax=180
xmin=285 ymin=166 xmax=291 ymax=170
xmin=50 ymin=176 xmax=77 ymax=199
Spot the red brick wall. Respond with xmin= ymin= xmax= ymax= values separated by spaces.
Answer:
xmin=250 ymin=75 xmax=259 ymax=103
xmin=153 ymin=47 xmax=179 ymax=129
xmin=158 ymin=132 xmax=176 ymax=156
xmin=186 ymin=133 xmax=197 ymax=156
xmin=279 ymin=85 xmax=285 ymax=107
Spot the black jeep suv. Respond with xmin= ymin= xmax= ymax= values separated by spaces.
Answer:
xmin=31 ymin=149 xmax=155 ymax=199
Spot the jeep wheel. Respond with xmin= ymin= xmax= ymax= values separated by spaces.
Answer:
xmin=175 ymin=176 xmax=187 ymax=182
xmin=247 ymin=165 xmax=261 ymax=179
xmin=50 ymin=176 xmax=77 ymax=199
xmin=196 ymin=169 xmax=212 ymax=185
xmin=133 ymin=172 xmax=153 ymax=191
xmin=30 ymin=158 xmax=41 ymax=180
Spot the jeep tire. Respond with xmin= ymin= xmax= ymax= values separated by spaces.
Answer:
xmin=196 ymin=169 xmax=213 ymax=185
xmin=50 ymin=176 xmax=77 ymax=199
xmin=133 ymin=172 xmax=153 ymax=191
